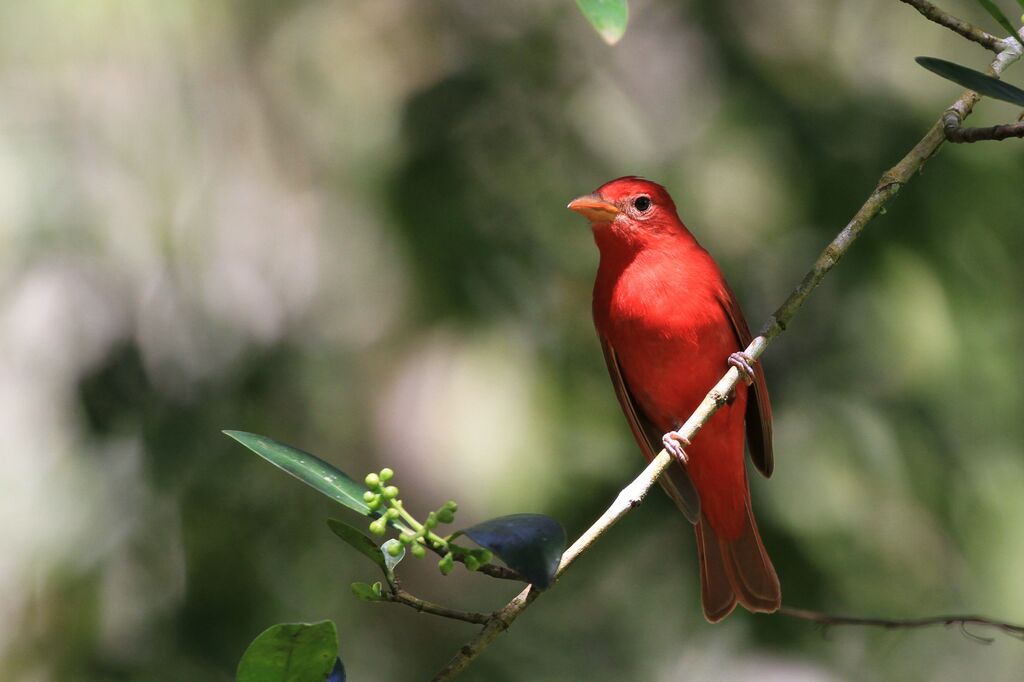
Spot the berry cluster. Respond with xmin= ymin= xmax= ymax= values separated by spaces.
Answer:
xmin=361 ymin=468 xmax=491 ymax=575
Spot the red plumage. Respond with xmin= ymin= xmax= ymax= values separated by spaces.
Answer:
xmin=570 ymin=177 xmax=780 ymax=622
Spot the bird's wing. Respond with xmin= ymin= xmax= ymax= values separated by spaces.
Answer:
xmin=718 ymin=286 xmax=774 ymax=478
xmin=599 ymin=336 xmax=701 ymax=523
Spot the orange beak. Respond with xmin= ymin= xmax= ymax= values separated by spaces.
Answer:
xmin=568 ymin=195 xmax=619 ymax=223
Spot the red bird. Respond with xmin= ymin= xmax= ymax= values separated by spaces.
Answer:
xmin=569 ymin=177 xmax=780 ymax=622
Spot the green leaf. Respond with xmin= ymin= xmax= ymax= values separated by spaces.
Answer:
xmin=237 ymin=621 xmax=338 ymax=682
xmin=327 ymin=519 xmax=387 ymax=570
xmin=575 ymin=0 xmax=628 ymax=45
xmin=381 ymin=539 xmax=406 ymax=576
xmin=916 ymin=57 xmax=1024 ymax=106
xmin=350 ymin=581 xmax=384 ymax=601
xmin=224 ymin=431 xmax=371 ymax=515
xmin=456 ymin=514 xmax=566 ymax=590
xmin=975 ymin=0 xmax=1019 ymax=40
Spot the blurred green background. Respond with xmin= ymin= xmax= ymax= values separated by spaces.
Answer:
xmin=3 ymin=1 xmax=1023 ymax=680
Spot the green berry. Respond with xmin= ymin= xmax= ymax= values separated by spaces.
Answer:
xmin=474 ymin=549 xmax=493 ymax=564
xmin=369 ymin=519 xmax=386 ymax=536
xmin=399 ymin=532 xmax=415 ymax=544
xmin=444 ymin=500 xmax=458 ymax=512
xmin=385 ymin=507 xmax=400 ymax=520
xmin=362 ymin=490 xmax=376 ymax=503
xmin=436 ymin=509 xmax=455 ymax=524
xmin=387 ymin=541 xmax=404 ymax=557
xmin=425 ymin=512 xmax=438 ymax=529
xmin=367 ymin=497 xmax=382 ymax=511
xmin=410 ymin=543 xmax=426 ymax=558
xmin=382 ymin=485 xmax=399 ymax=500
xmin=438 ymin=553 xmax=454 ymax=576
xmin=364 ymin=473 xmax=380 ymax=488
xmin=379 ymin=467 xmax=395 ymax=482
xmin=464 ymin=555 xmax=480 ymax=571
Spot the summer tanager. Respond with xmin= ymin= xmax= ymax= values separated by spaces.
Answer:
xmin=569 ymin=177 xmax=780 ymax=622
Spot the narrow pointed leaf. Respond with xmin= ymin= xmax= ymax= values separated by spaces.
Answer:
xmin=974 ymin=0 xmax=1019 ymax=40
xmin=575 ymin=0 xmax=629 ymax=45
xmin=328 ymin=519 xmax=387 ymax=570
xmin=916 ymin=57 xmax=1024 ymax=106
xmin=224 ymin=430 xmax=371 ymax=515
xmin=456 ymin=513 xmax=566 ymax=590
xmin=237 ymin=621 xmax=338 ymax=682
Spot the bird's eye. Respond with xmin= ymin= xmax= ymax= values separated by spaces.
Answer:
xmin=633 ymin=196 xmax=652 ymax=212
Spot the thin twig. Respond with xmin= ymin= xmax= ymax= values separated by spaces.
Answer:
xmin=898 ymin=0 xmax=1004 ymax=52
xmin=428 ymin=43 xmax=1023 ymax=682
xmin=382 ymin=588 xmax=492 ymax=625
xmin=779 ymin=606 xmax=1024 ymax=643
xmin=942 ymin=112 xmax=1024 ymax=142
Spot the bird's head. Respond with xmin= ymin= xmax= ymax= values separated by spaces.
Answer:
xmin=567 ymin=176 xmax=684 ymax=248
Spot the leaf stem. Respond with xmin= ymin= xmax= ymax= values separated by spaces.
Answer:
xmin=392 ymin=501 xmax=430 ymax=539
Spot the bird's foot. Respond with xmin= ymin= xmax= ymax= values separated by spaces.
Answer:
xmin=728 ymin=351 xmax=756 ymax=386
xmin=662 ymin=430 xmax=691 ymax=466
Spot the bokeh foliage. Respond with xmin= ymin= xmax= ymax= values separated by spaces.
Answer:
xmin=2 ymin=1 xmax=1023 ymax=680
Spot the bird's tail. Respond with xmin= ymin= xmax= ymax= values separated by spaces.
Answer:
xmin=694 ymin=494 xmax=780 ymax=622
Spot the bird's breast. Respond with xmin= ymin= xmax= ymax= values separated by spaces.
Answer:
xmin=595 ymin=253 xmax=737 ymax=429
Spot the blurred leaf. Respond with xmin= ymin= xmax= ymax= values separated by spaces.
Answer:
xmin=224 ymin=431 xmax=371 ymax=515
xmin=327 ymin=658 xmax=346 ymax=682
xmin=236 ymin=621 xmax=338 ymax=682
xmin=974 ymin=0 xmax=1019 ymax=39
xmin=916 ymin=57 xmax=1024 ymax=106
xmin=457 ymin=514 xmax=566 ymax=589
xmin=575 ymin=0 xmax=628 ymax=45
xmin=381 ymin=539 xmax=406 ymax=576
xmin=350 ymin=582 xmax=384 ymax=601
xmin=327 ymin=519 xmax=387 ymax=570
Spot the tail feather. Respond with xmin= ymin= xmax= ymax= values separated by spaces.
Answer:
xmin=723 ymin=499 xmax=781 ymax=612
xmin=695 ymin=516 xmax=737 ymax=622
xmin=695 ymin=497 xmax=780 ymax=622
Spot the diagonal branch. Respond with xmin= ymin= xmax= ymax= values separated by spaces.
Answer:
xmin=898 ymin=0 xmax=1005 ymax=52
xmin=428 ymin=43 xmax=1023 ymax=682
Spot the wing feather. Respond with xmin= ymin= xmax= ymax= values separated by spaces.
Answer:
xmin=717 ymin=286 xmax=774 ymax=478
xmin=599 ymin=336 xmax=701 ymax=522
